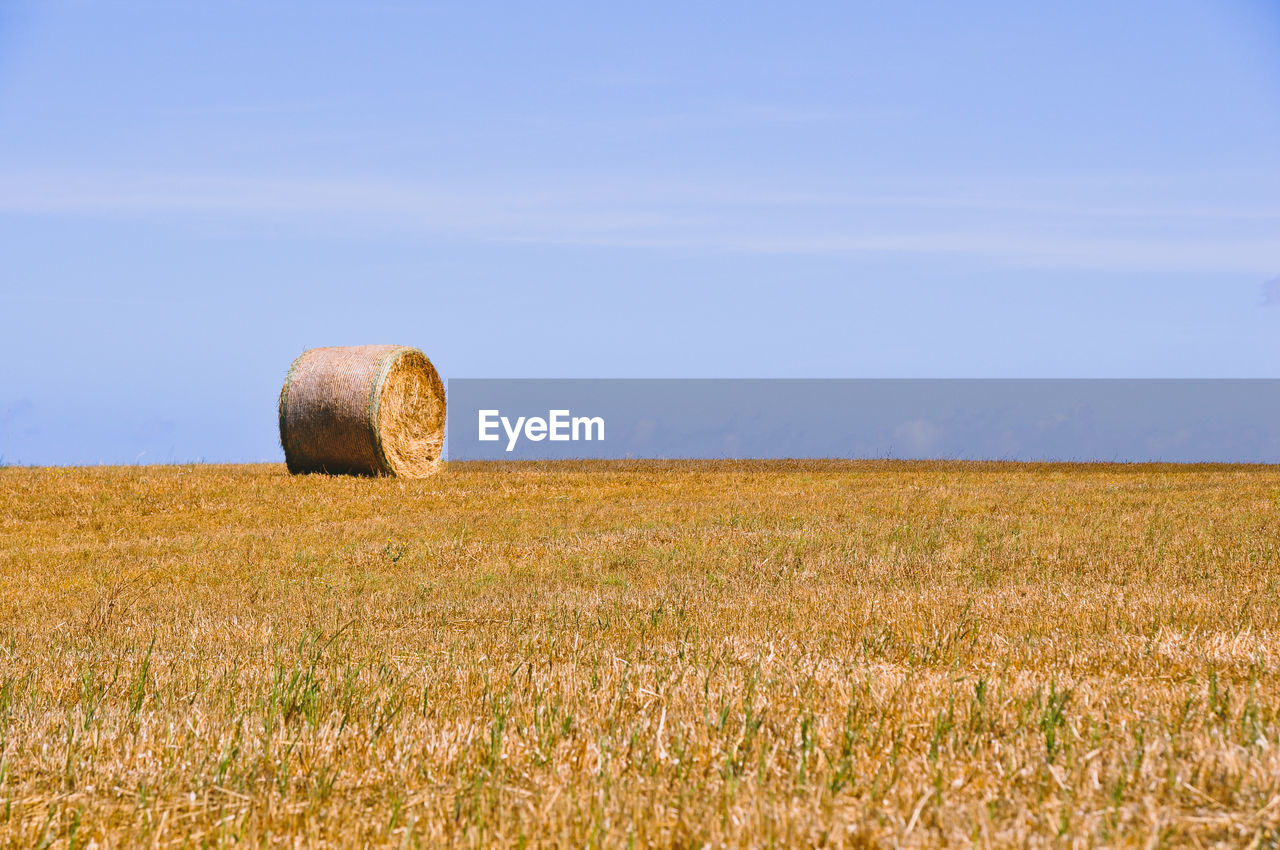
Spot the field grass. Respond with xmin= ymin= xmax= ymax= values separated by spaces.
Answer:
xmin=1 ymin=460 xmax=1279 ymax=848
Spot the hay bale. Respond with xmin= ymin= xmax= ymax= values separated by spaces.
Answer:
xmin=278 ymin=345 xmax=445 ymax=477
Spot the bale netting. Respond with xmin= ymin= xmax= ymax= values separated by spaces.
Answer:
xmin=278 ymin=345 xmax=445 ymax=477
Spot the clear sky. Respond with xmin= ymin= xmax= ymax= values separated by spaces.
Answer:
xmin=1 ymin=1 xmax=1278 ymax=464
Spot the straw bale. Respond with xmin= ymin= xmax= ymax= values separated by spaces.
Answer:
xmin=278 ymin=345 xmax=444 ymax=477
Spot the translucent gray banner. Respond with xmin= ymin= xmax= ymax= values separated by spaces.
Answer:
xmin=445 ymin=379 xmax=1279 ymax=463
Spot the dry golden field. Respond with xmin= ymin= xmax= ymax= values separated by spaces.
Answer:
xmin=1 ymin=460 xmax=1279 ymax=848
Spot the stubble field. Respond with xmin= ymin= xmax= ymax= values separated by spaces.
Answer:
xmin=1 ymin=460 xmax=1278 ymax=847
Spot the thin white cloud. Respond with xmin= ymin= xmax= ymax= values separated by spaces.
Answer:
xmin=893 ymin=418 xmax=943 ymax=452
xmin=4 ymin=171 xmax=1279 ymax=220
xmin=0 ymin=171 xmax=1276 ymax=274
xmin=1263 ymin=277 xmax=1280 ymax=306
xmin=505 ymin=231 xmax=1280 ymax=274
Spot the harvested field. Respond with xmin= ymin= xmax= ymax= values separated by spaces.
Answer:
xmin=1 ymin=460 xmax=1278 ymax=847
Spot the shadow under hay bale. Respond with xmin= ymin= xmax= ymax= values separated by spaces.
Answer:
xmin=278 ymin=345 xmax=445 ymax=477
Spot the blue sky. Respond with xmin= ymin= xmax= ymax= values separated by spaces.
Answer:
xmin=1 ymin=1 xmax=1278 ymax=464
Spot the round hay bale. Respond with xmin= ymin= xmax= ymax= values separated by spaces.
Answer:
xmin=278 ymin=345 xmax=445 ymax=477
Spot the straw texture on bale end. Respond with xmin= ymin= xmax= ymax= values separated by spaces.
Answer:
xmin=278 ymin=345 xmax=445 ymax=477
